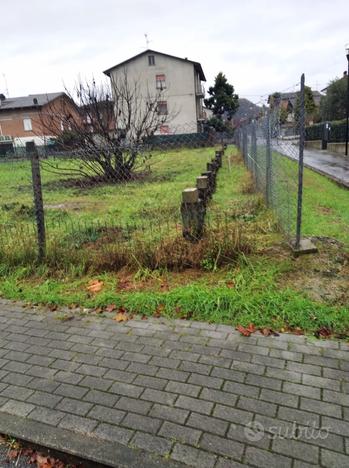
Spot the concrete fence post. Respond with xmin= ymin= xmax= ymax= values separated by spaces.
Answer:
xmin=181 ymin=188 xmax=205 ymax=241
xmin=26 ymin=141 xmax=46 ymax=262
xmin=201 ymin=171 xmax=213 ymax=198
xmin=196 ymin=176 xmax=209 ymax=205
xmin=215 ymin=150 xmax=222 ymax=168
xmin=207 ymin=162 xmax=217 ymax=192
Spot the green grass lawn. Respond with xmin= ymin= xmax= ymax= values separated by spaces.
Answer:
xmin=0 ymin=146 xmax=348 ymax=335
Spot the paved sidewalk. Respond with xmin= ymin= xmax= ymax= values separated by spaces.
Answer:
xmin=0 ymin=300 xmax=348 ymax=467
xmin=275 ymin=141 xmax=349 ymax=188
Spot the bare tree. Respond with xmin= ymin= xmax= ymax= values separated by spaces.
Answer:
xmin=39 ymin=71 xmax=176 ymax=183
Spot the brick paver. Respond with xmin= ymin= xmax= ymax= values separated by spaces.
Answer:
xmin=0 ymin=299 xmax=348 ymax=467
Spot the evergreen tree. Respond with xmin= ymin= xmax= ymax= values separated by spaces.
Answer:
xmin=204 ymin=72 xmax=238 ymax=130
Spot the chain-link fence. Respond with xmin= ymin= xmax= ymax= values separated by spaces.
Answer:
xmin=0 ymin=123 xmax=242 ymax=270
xmin=235 ymin=74 xmax=307 ymax=247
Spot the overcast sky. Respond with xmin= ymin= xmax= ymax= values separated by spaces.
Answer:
xmin=1 ymin=0 xmax=348 ymax=105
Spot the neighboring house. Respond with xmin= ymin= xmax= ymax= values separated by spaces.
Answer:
xmin=232 ymin=98 xmax=261 ymax=127
xmin=0 ymin=92 xmax=79 ymax=149
xmin=268 ymin=90 xmax=322 ymax=124
xmin=103 ymin=49 xmax=206 ymax=134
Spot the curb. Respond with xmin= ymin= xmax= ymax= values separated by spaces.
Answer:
xmin=0 ymin=412 xmax=185 ymax=468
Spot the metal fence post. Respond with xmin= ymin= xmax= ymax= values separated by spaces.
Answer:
xmin=295 ymin=74 xmax=305 ymax=249
xmin=251 ymin=121 xmax=257 ymax=179
xmin=242 ymin=127 xmax=248 ymax=164
xmin=265 ymin=109 xmax=272 ymax=206
xmin=27 ymin=141 xmax=46 ymax=261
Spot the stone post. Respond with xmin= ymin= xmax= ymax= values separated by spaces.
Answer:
xmin=215 ymin=150 xmax=222 ymax=168
xmin=196 ymin=176 xmax=209 ymax=205
xmin=207 ymin=162 xmax=217 ymax=192
xmin=181 ymin=188 xmax=205 ymax=241
xmin=201 ymin=171 xmax=213 ymax=198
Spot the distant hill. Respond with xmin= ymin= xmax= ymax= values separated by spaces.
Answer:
xmin=233 ymin=98 xmax=261 ymax=124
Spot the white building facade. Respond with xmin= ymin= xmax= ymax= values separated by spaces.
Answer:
xmin=104 ymin=50 xmax=206 ymax=134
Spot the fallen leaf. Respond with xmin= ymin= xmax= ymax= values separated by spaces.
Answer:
xmin=114 ymin=312 xmax=129 ymax=322
xmin=260 ymin=327 xmax=272 ymax=336
xmin=141 ymin=315 xmax=148 ymax=320
xmin=105 ymin=304 xmax=117 ymax=313
xmin=226 ymin=281 xmax=235 ymax=288
xmin=236 ymin=323 xmax=256 ymax=337
xmin=87 ymin=279 xmax=104 ymax=293
xmin=315 ymin=327 xmax=332 ymax=339
xmin=7 ymin=450 xmax=20 ymax=460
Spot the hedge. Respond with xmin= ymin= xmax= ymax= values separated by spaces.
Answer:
xmin=305 ymin=120 xmax=347 ymax=142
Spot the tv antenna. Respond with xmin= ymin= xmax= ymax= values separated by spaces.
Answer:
xmin=2 ymin=74 xmax=9 ymax=97
xmin=144 ymin=33 xmax=151 ymax=48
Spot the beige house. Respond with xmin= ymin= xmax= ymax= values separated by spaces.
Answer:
xmin=103 ymin=49 xmax=206 ymax=134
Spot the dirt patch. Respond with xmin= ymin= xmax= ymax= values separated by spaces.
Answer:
xmin=277 ymin=237 xmax=349 ymax=306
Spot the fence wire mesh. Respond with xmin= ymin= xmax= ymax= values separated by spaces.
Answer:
xmin=235 ymin=76 xmax=305 ymax=244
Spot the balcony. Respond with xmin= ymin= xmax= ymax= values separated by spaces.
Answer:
xmin=195 ymin=83 xmax=205 ymax=97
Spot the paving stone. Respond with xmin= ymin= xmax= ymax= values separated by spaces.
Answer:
xmin=200 ymin=387 xmax=238 ymax=407
xmin=266 ymin=367 xmax=302 ymax=383
xmin=304 ymin=355 xmax=339 ymax=369
xmin=114 ymin=395 xmax=152 ymax=415
xmin=79 ymin=375 xmax=114 ymax=391
xmin=55 ymin=383 xmax=88 ymax=399
xmin=227 ymin=423 xmax=270 ymax=449
xmin=300 ymin=397 xmax=342 ymax=418
xmin=56 ymin=397 xmax=93 ymax=416
xmin=252 ymin=354 xmax=286 ymax=369
xmin=51 ymin=359 xmax=80 ymax=372
xmin=238 ymin=396 xmax=277 ymax=417
xmin=223 ymin=380 xmax=260 ymax=398
xmin=83 ymin=389 xmax=119 ymax=407
xmin=133 ymin=375 xmax=167 ymax=390
xmin=99 ymin=357 xmax=128 ymax=370
xmin=211 ymin=367 xmax=245 ymax=383
xmin=110 ymin=382 xmax=144 ymax=398
xmin=213 ymin=404 xmax=253 ymax=425
xmin=269 ymin=349 xmax=303 ymax=362
xmin=245 ymin=446 xmax=292 ymax=468
xmin=322 ymin=416 xmax=349 ymax=436
xmin=88 ymin=405 xmax=125 ymax=424
xmin=286 ymin=361 xmax=322 ymax=376
xmin=272 ymin=437 xmax=319 ymax=464
xmin=103 ymin=369 xmax=136 ymax=383
xmin=165 ymin=380 xmax=201 ymax=397
xmin=188 ymin=372 xmax=223 ymax=389
xmin=93 ymin=422 xmax=134 ymax=444
xmin=171 ymin=443 xmax=217 ymax=468
xmin=159 ymin=421 xmax=201 ymax=445
xmin=27 ymin=390 xmax=62 ymax=408
xmin=3 ymin=361 xmax=31 ymax=374
xmin=1 ymin=384 xmax=34 ymax=401
xmin=155 ymin=367 xmax=190 ymax=382
xmin=131 ymin=432 xmax=173 ymax=456
xmin=54 ymin=371 xmax=83 ymax=385
xmin=323 ymin=390 xmax=349 ymax=407
xmin=2 ymin=372 xmax=33 ymax=387
xmin=278 ymin=406 xmax=320 ymax=427
xmin=26 ymin=365 xmax=57 ymax=379
xmin=149 ymin=404 xmax=189 ymax=424
xmin=215 ymin=457 xmax=246 ymax=468
xmin=179 ymin=360 xmax=212 ymax=375
xmin=28 ymin=406 xmax=65 ymax=426
xmin=321 ymin=448 xmax=349 ymax=467
xmin=141 ymin=388 xmax=177 ymax=406
xmin=127 ymin=362 xmax=158 ymax=376
xmin=200 ymin=433 xmax=244 ymax=459
xmin=283 ymin=381 xmax=321 ymax=399
xmin=302 ymin=374 xmax=341 ymax=391
xmin=245 ymin=373 xmax=281 ymax=391
xmin=186 ymin=412 xmax=228 ymax=436
xmin=175 ymin=395 xmax=213 ymax=415
xmin=122 ymin=412 xmax=161 ymax=434
xmin=58 ymin=413 xmax=98 ymax=434
xmin=1 ymin=399 xmax=35 ymax=417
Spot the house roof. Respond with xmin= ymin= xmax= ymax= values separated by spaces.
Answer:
xmin=103 ymin=49 xmax=206 ymax=81
xmin=0 ymin=92 xmax=64 ymax=111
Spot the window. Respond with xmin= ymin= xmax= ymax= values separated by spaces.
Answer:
xmin=160 ymin=125 xmax=170 ymax=134
xmin=148 ymin=55 xmax=155 ymax=66
xmin=156 ymin=74 xmax=166 ymax=90
xmin=23 ymin=118 xmax=32 ymax=131
xmin=157 ymin=101 xmax=168 ymax=115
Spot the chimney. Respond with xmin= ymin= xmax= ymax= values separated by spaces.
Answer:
xmin=0 ymin=94 xmax=5 ymax=108
xmin=33 ymin=97 xmax=38 ymax=105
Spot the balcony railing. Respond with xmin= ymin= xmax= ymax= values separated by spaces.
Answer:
xmin=195 ymin=84 xmax=205 ymax=97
